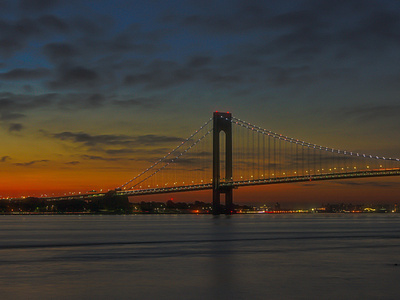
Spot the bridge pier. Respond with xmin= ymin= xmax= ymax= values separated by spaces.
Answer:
xmin=212 ymin=112 xmax=234 ymax=215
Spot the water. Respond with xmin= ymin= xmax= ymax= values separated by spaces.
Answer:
xmin=1 ymin=214 xmax=399 ymax=300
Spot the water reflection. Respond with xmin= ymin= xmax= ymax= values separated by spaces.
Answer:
xmin=0 ymin=214 xmax=399 ymax=299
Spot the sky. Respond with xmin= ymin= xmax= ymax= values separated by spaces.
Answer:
xmin=1 ymin=0 xmax=400 ymax=206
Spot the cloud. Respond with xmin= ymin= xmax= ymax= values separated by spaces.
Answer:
xmin=0 ymin=93 xmax=55 ymax=123
xmin=334 ymin=11 xmax=400 ymax=56
xmin=0 ymin=112 xmax=25 ymax=121
xmin=105 ymin=147 xmax=170 ymax=156
xmin=74 ymin=22 xmax=163 ymax=58
xmin=104 ymin=149 xmax=137 ymax=155
xmin=19 ymin=0 xmax=61 ymax=11
xmin=163 ymin=2 xmax=272 ymax=34
xmin=0 ymin=92 xmax=114 ymax=126
xmin=0 ymin=91 xmax=152 ymax=126
xmin=65 ymin=161 xmax=80 ymax=165
xmin=0 ymin=0 xmax=8 ymax=9
xmin=48 ymin=66 xmax=100 ymax=89
xmin=72 ymin=15 xmax=112 ymax=36
xmin=83 ymin=93 xmax=104 ymax=108
xmin=13 ymin=159 xmax=49 ymax=166
xmin=52 ymin=132 xmax=133 ymax=147
xmin=22 ymin=85 xmax=33 ymax=92
xmin=187 ymin=55 xmax=213 ymax=68
xmin=37 ymin=15 xmax=69 ymax=32
xmin=135 ymin=134 xmax=183 ymax=145
xmin=8 ymin=123 xmax=23 ymax=132
xmin=123 ymin=57 xmax=247 ymax=90
xmin=0 ymin=15 xmax=70 ymax=58
xmin=42 ymin=42 xmax=78 ymax=63
xmin=57 ymin=93 xmax=106 ymax=109
xmin=50 ymin=131 xmax=184 ymax=147
xmin=342 ymin=104 xmax=400 ymax=121
xmin=0 ymin=155 xmax=10 ymax=162
xmin=0 ymin=0 xmax=398 ymax=141
xmin=264 ymin=65 xmax=326 ymax=87
xmin=112 ymin=97 xmax=158 ymax=108
xmin=107 ymin=32 xmax=159 ymax=54
xmin=0 ymin=37 xmax=23 ymax=57
xmin=81 ymin=155 xmax=120 ymax=161
xmin=169 ymin=157 xmax=197 ymax=165
xmin=0 ymin=93 xmax=55 ymax=110
xmin=124 ymin=59 xmax=191 ymax=89
xmin=0 ymin=68 xmax=50 ymax=80
xmin=160 ymin=0 xmax=399 ymax=73
xmin=335 ymin=180 xmax=399 ymax=188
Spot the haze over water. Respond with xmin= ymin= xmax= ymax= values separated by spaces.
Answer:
xmin=1 ymin=214 xmax=399 ymax=299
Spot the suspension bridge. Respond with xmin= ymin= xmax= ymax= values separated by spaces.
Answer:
xmin=45 ymin=112 xmax=400 ymax=214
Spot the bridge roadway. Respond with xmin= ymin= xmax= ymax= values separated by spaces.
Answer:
xmin=42 ymin=168 xmax=400 ymax=201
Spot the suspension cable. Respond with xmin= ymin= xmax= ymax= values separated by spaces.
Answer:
xmin=129 ymin=128 xmax=213 ymax=190
xmin=118 ymin=117 xmax=212 ymax=190
xmin=232 ymin=117 xmax=400 ymax=163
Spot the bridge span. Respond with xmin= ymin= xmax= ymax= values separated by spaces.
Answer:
xmin=14 ymin=112 xmax=400 ymax=214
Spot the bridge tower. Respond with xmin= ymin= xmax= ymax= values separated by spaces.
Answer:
xmin=213 ymin=111 xmax=234 ymax=215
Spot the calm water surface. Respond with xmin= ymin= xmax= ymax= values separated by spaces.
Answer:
xmin=1 ymin=214 xmax=400 ymax=300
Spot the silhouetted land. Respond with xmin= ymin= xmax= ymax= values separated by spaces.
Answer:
xmin=0 ymin=193 xmax=217 ymax=214
xmin=0 ymin=193 xmax=398 ymax=214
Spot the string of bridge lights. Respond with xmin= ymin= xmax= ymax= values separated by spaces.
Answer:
xmin=120 ymin=114 xmax=399 ymax=191
xmin=118 ymin=117 xmax=212 ymax=190
xmin=231 ymin=117 xmax=400 ymax=162
xmin=127 ymin=128 xmax=213 ymax=190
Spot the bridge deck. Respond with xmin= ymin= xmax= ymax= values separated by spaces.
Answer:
xmin=40 ymin=169 xmax=400 ymax=201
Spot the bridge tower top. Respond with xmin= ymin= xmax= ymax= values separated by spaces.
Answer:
xmin=213 ymin=111 xmax=231 ymax=124
xmin=213 ymin=111 xmax=231 ymax=117
xmin=213 ymin=111 xmax=232 ymax=137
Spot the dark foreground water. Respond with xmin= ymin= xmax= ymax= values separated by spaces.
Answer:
xmin=1 ymin=214 xmax=400 ymax=300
